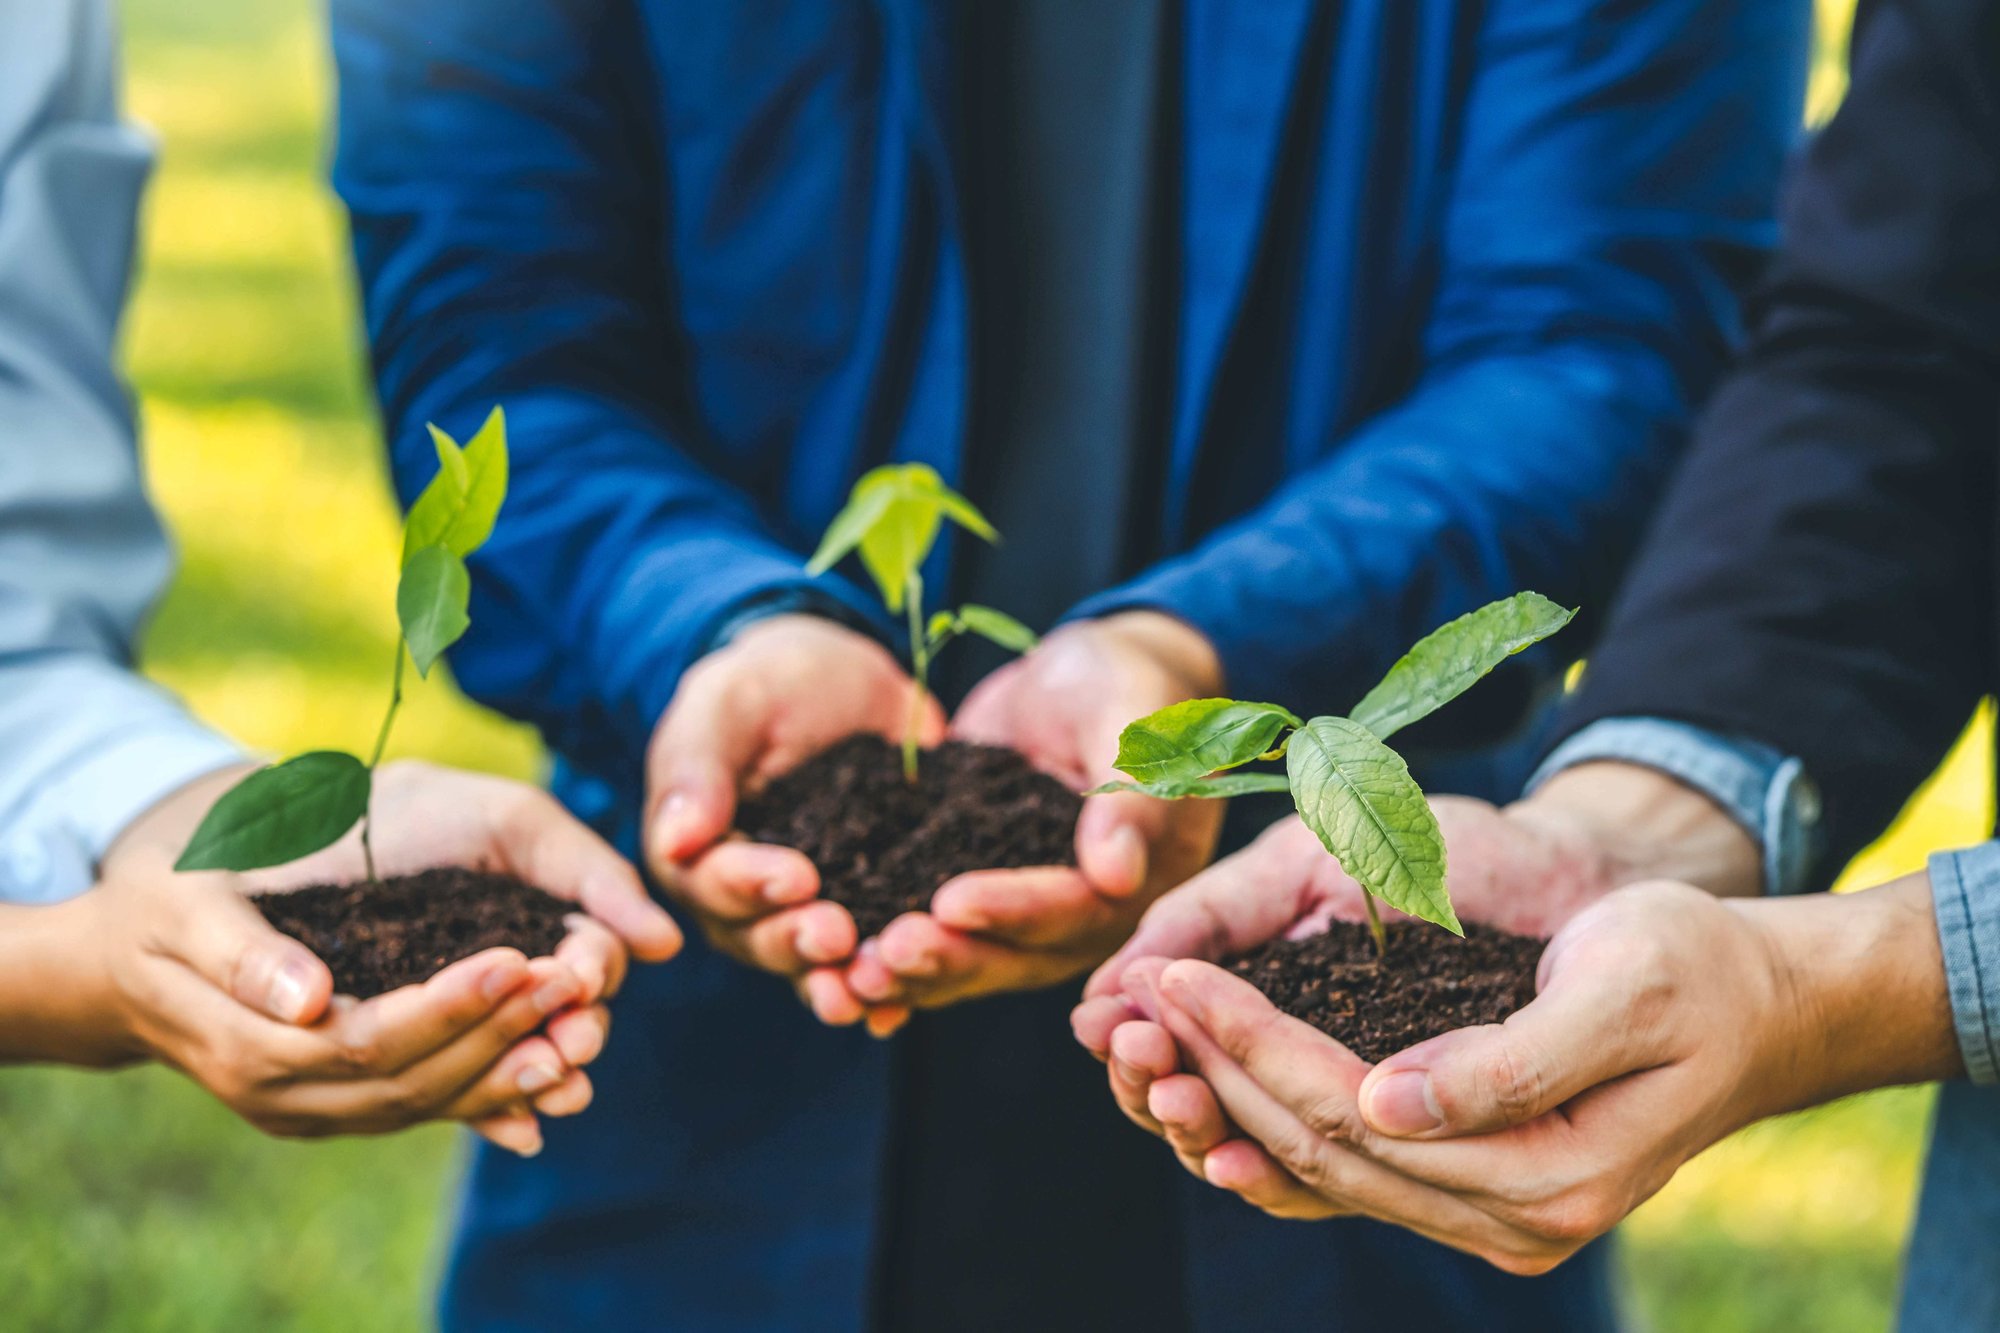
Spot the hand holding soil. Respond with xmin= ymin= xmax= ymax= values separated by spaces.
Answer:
xmin=835 ymin=612 xmax=1227 ymax=1015
xmin=644 ymin=614 xmax=945 ymax=1030
xmin=98 ymin=761 xmax=680 ymax=1157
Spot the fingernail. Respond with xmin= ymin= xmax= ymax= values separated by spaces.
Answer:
xmin=1365 ymin=1070 xmax=1442 ymax=1136
xmin=1110 ymin=824 xmax=1148 ymax=890
xmin=653 ymin=792 xmax=693 ymax=855
xmin=533 ymin=979 xmax=577 ymax=1014
xmin=267 ymin=957 xmax=317 ymax=1024
xmin=1111 ymin=1056 xmax=1145 ymax=1088
xmin=762 ymin=875 xmax=812 ymax=906
xmin=517 ymin=1063 xmax=563 ymax=1094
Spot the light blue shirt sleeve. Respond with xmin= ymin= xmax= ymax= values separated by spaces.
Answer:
xmin=1534 ymin=715 xmax=2000 ymax=1086
xmin=0 ymin=0 xmax=243 ymax=904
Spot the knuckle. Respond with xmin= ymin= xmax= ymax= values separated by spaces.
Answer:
xmin=1295 ymin=1090 xmax=1365 ymax=1145
xmin=1483 ymin=1039 xmax=1546 ymax=1125
xmin=1527 ymin=1191 xmax=1615 ymax=1247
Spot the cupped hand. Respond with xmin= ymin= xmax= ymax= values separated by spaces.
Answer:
xmin=1070 ymin=797 xmax=1618 ymax=1061
xmin=643 ymin=614 xmax=944 ymax=1030
xmin=1078 ymin=880 xmax=1918 ymax=1274
xmin=96 ymin=760 xmax=684 ymax=1156
xmin=840 ymin=612 xmax=1226 ymax=1021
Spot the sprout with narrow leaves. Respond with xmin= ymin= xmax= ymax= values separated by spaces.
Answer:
xmin=1093 ymin=593 xmax=1575 ymax=955
xmin=806 ymin=464 xmax=1038 ymax=782
xmin=175 ymin=408 xmax=510 ymax=882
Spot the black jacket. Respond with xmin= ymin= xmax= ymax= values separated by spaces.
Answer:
xmin=1555 ymin=0 xmax=2000 ymax=873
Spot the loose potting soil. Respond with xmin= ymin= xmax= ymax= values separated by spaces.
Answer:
xmin=1231 ymin=921 xmax=1544 ymax=1064
xmin=736 ymin=733 xmax=1083 ymax=940
xmin=253 ymin=869 xmax=572 ymax=998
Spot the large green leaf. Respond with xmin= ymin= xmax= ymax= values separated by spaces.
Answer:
xmin=805 ymin=464 xmax=1000 ymax=611
xmin=402 ymin=407 xmax=509 ymax=565
xmin=1349 ymin=592 xmax=1575 ymax=741
xmin=955 ymin=604 xmax=1038 ymax=653
xmin=1110 ymin=698 xmax=1304 ymax=790
xmin=1286 ymin=716 xmax=1456 ymax=934
xmin=175 ymin=752 xmax=372 ymax=873
xmin=1089 ymin=771 xmax=1294 ymax=800
xmin=397 ymin=544 xmax=471 ymax=678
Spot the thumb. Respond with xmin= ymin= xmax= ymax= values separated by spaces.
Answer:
xmin=167 ymin=879 xmax=334 ymax=1026
xmin=1075 ymin=793 xmax=1159 ymax=899
xmin=1357 ymin=968 xmax=1648 ymax=1139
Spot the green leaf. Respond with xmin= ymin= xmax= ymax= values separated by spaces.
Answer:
xmin=428 ymin=423 xmax=470 ymax=495
xmin=1286 ymin=716 xmax=1456 ymax=934
xmin=804 ymin=464 xmax=1001 ymax=611
xmin=806 ymin=479 xmax=898 ymax=578
xmin=402 ymin=406 xmax=509 ymax=565
xmin=1349 ymin=592 xmax=1576 ymax=741
xmin=397 ymin=544 xmax=472 ymax=678
xmin=956 ymin=604 xmax=1038 ymax=653
xmin=1088 ymin=771 xmax=1294 ymax=799
xmin=174 ymin=752 xmax=373 ymax=873
xmin=1110 ymin=698 xmax=1305 ymax=790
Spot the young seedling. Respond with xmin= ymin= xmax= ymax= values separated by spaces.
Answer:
xmin=175 ymin=408 xmax=510 ymax=882
xmin=1094 ymin=592 xmax=1575 ymax=955
xmin=806 ymin=463 xmax=1038 ymax=782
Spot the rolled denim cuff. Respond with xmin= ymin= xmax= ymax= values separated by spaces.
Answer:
xmin=1928 ymin=845 xmax=2000 ymax=1085
xmin=1527 ymin=716 xmax=1824 ymax=896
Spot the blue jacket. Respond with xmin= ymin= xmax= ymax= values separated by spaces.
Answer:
xmin=332 ymin=2 xmax=1806 ymax=1328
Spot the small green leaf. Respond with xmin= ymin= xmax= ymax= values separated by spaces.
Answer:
xmin=403 ymin=407 xmax=510 ymax=565
xmin=956 ymin=605 xmax=1038 ymax=653
xmin=807 ymin=480 xmax=898 ymax=578
xmin=1286 ymin=716 xmax=1456 ymax=934
xmin=398 ymin=544 xmax=472 ymax=677
xmin=805 ymin=464 xmax=1001 ymax=611
xmin=1110 ymin=698 xmax=1305 ymax=790
xmin=925 ymin=610 xmax=959 ymax=646
xmin=1088 ymin=771 xmax=1294 ymax=799
xmin=428 ymin=423 xmax=471 ymax=495
xmin=175 ymin=752 xmax=372 ymax=873
xmin=1349 ymin=592 xmax=1576 ymax=741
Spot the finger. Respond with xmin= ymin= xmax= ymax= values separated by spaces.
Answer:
xmin=735 ymin=900 xmax=858 ymax=974
xmin=1359 ymin=968 xmax=1657 ymax=1140
xmin=1150 ymin=1073 xmax=1232 ymax=1158
xmin=472 ymin=1110 xmax=545 ymax=1158
xmin=844 ymin=941 xmax=907 ymax=1005
xmin=875 ymin=914 xmax=1075 ymax=1006
xmin=928 ymin=868 xmax=1115 ymax=947
xmin=801 ymin=968 xmax=866 ymax=1026
xmin=864 ymin=1005 xmax=910 ymax=1039
xmin=1086 ymin=839 xmax=1317 ymax=999
xmin=1070 ymin=994 xmax=1142 ymax=1060
xmin=1156 ymin=959 xmax=1373 ymax=1143
xmin=153 ymin=877 xmax=335 ymax=1026
xmin=670 ymin=842 xmax=820 ymax=924
xmin=645 ymin=670 xmax=765 ymax=865
xmin=314 ymin=947 xmax=535 ymax=1074
xmin=1201 ymin=1140 xmax=1346 ymax=1220
xmin=483 ymin=786 xmax=682 ymax=962
xmin=528 ymin=1069 xmax=595 ymax=1118
xmin=444 ymin=1034 xmax=572 ymax=1120
xmin=1074 ymin=792 xmax=1160 ymax=898
xmin=554 ymin=916 xmax=626 ymax=1003
xmin=1107 ymin=1019 xmax=1178 ymax=1134
xmin=545 ymin=1004 xmax=610 ymax=1068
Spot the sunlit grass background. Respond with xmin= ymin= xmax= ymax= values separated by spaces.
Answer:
xmin=0 ymin=0 xmax=1980 ymax=1328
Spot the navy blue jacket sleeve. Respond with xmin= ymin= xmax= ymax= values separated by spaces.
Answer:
xmin=1078 ymin=0 xmax=1808 ymax=712
xmin=1553 ymin=0 xmax=2000 ymax=870
xmin=330 ymin=0 xmax=885 ymax=768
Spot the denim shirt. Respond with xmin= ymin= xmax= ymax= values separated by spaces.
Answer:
xmin=0 ymin=0 xmax=243 ymax=903
xmin=1537 ymin=717 xmax=2000 ymax=1329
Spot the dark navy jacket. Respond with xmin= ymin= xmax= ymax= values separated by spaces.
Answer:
xmin=330 ymin=2 xmax=1806 ymax=1328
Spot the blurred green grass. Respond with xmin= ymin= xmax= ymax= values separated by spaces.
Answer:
xmin=0 ymin=1 xmax=1971 ymax=1329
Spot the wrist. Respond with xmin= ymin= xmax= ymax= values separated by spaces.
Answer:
xmin=0 ymin=893 xmax=144 ymax=1067
xmin=1093 ymin=611 xmax=1226 ymax=697
xmin=1516 ymin=762 xmax=1763 ymax=898
xmin=1738 ymin=873 xmax=1961 ymax=1115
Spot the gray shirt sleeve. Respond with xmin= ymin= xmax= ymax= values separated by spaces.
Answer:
xmin=0 ymin=0 xmax=242 ymax=903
